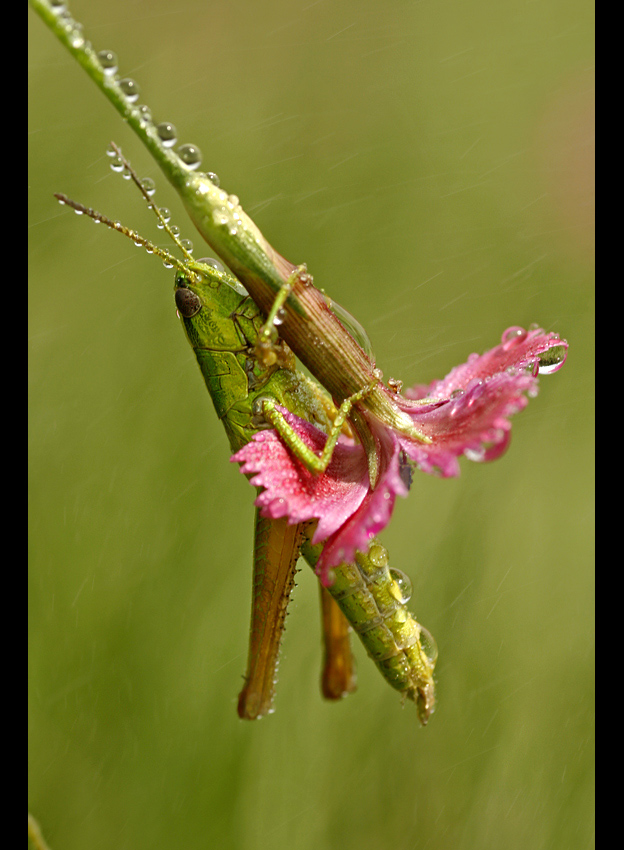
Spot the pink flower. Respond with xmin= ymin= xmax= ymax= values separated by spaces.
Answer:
xmin=232 ymin=326 xmax=567 ymax=585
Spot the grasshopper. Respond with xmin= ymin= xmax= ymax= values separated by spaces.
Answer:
xmin=53 ymin=149 xmax=437 ymax=723
xmin=30 ymin=0 xmax=434 ymax=492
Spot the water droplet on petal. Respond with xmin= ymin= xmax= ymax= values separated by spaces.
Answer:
xmin=501 ymin=326 xmax=528 ymax=350
xmin=97 ymin=49 xmax=118 ymax=76
xmin=537 ymin=344 xmax=567 ymax=374
xmin=464 ymin=446 xmax=486 ymax=462
xmin=156 ymin=122 xmax=177 ymax=148
xmin=118 ymin=78 xmax=140 ymax=103
xmin=389 ymin=568 xmax=413 ymax=603
xmin=178 ymin=143 xmax=202 ymax=170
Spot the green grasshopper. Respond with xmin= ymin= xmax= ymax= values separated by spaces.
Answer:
xmin=53 ymin=149 xmax=437 ymax=723
xmin=30 ymin=0 xmax=432 ymax=488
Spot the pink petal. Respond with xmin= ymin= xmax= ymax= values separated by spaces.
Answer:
xmin=231 ymin=407 xmax=370 ymax=542
xmin=401 ymin=371 xmax=537 ymax=476
xmin=405 ymin=327 xmax=568 ymax=400
xmin=315 ymin=423 xmax=409 ymax=583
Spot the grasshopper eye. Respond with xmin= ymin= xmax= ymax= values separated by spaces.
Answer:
xmin=175 ymin=287 xmax=202 ymax=318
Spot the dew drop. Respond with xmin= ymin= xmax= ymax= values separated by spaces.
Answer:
xmin=274 ymin=308 xmax=286 ymax=326
xmin=118 ymin=78 xmax=140 ymax=103
xmin=389 ymin=568 xmax=413 ymax=604
xmin=156 ymin=122 xmax=177 ymax=148
xmin=501 ymin=326 xmax=528 ymax=348
xmin=140 ymin=177 xmax=156 ymax=197
xmin=136 ymin=104 xmax=152 ymax=123
xmin=464 ymin=446 xmax=486 ymax=462
xmin=109 ymin=156 xmax=124 ymax=173
xmin=368 ymin=542 xmax=389 ymax=568
xmin=537 ymin=344 xmax=568 ymax=375
xmin=180 ymin=239 xmax=193 ymax=253
xmin=197 ymin=257 xmax=225 ymax=273
xmin=50 ymin=0 xmax=67 ymax=14
xmin=106 ymin=144 xmax=117 ymax=158
xmin=170 ymin=225 xmax=181 ymax=238
xmin=178 ymin=143 xmax=203 ymax=170
xmin=97 ymin=49 xmax=118 ymax=76
xmin=418 ymin=625 xmax=438 ymax=666
xmin=70 ymin=26 xmax=85 ymax=49
xmin=156 ymin=208 xmax=171 ymax=228
xmin=213 ymin=209 xmax=229 ymax=226
xmin=207 ymin=171 xmax=220 ymax=187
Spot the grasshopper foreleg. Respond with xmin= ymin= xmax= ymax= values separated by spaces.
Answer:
xmin=255 ymin=382 xmax=375 ymax=475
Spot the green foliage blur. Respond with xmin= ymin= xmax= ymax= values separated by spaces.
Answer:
xmin=28 ymin=1 xmax=594 ymax=847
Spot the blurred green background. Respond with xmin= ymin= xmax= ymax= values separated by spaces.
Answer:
xmin=28 ymin=1 xmax=594 ymax=848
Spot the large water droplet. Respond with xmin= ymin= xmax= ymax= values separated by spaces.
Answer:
xmin=156 ymin=122 xmax=177 ymax=148
xmin=389 ymin=568 xmax=413 ymax=603
xmin=177 ymin=143 xmax=203 ymax=170
xmin=418 ymin=625 xmax=438 ymax=666
xmin=328 ymin=299 xmax=375 ymax=361
xmin=501 ymin=326 xmax=528 ymax=348
xmin=118 ymin=78 xmax=140 ymax=103
xmin=197 ymin=257 xmax=225 ymax=273
xmin=367 ymin=542 xmax=389 ymax=568
xmin=537 ymin=344 xmax=567 ymax=375
xmin=140 ymin=177 xmax=156 ymax=197
xmin=97 ymin=49 xmax=118 ymax=76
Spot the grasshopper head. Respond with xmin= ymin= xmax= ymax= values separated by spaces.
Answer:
xmin=174 ymin=259 xmax=251 ymax=350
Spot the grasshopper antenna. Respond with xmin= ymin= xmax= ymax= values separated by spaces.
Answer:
xmin=107 ymin=141 xmax=195 ymax=265
xmin=53 ymin=193 xmax=195 ymax=279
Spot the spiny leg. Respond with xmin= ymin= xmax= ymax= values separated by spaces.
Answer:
xmin=254 ymin=381 xmax=376 ymax=475
xmin=254 ymin=264 xmax=307 ymax=367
